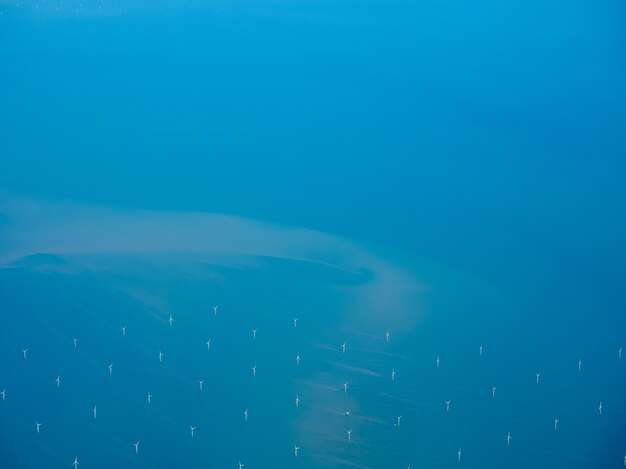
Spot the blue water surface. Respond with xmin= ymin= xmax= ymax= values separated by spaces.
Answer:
xmin=0 ymin=0 xmax=625 ymax=467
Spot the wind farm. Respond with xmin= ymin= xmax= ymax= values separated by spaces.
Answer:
xmin=0 ymin=230 xmax=624 ymax=468
xmin=1 ymin=0 xmax=624 ymax=465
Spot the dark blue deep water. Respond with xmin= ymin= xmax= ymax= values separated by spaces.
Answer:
xmin=1 ymin=1 xmax=625 ymax=468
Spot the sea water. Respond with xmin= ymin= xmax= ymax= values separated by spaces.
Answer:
xmin=1 ymin=0 xmax=625 ymax=467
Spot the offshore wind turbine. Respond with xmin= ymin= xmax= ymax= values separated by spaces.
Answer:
xmin=56 ymin=375 xmax=61 ymax=387
xmin=554 ymin=418 xmax=559 ymax=430
xmin=342 ymin=341 xmax=346 ymax=353
xmin=294 ymin=444 xmax=300 ymax=457
xmin=492 ymin=385 xmax=496 ymax=397
xmin=295 ymin=395 xmax=300 ymax=408
xmin=536 ymin=372 xmax=541 ymax=384
xmin=35 ymin=421 xmax=42 ymax=433
xmin=1 ymin=389 xmax=6 ymax=400
xmin=121 ymin=325 xmax=126 ymax=336
xmin=73 ymin=457 xmax=79 ymax=469
xmin=168 ymin=314 xmax=174 ymax=327
xmin=619 ymin=346 xmax=623 ymax=359
xmin=107 ymin=363 xmax=113 ymax=375
xmin=159 ymin=351 xmax=164 ymax=362
xmin=599 ymin=401 xmax=603 ymax=415
xmin=206 ymin=339 xmax=211 ymax=350
xmin=199 ymin=380 xmax=204 ymax=391
xmin=252 ymin=329 xmax=257 ymax=339
xmin=190 ymin=426 xmax=196 ymax=437
xmin=385 ymin=330 xmax=390 ymax=342
xmin=73 ymin=338 xmax=79 ymax=348
xmin=507 ymin=432 xmax=511 ymax=446
xmin=343 ymin=381 xmax=348 ymax=393
xmin=21 ymin=348 xmax=28 ymax=359
xmin=391 ymin=368 xmax=396 ymax=381
xmin=293 ymin=318 xmax=298 ymax=328
xmin=244 ymin=408 xmax=248 ymax=421
xmin=479 ymin=345 xmax=483 ymax=356
xmin=213 ymin=305 xmax=218 ymax=316
xmin=347 ymin=429 xmax=352 ymax=441
xmin=457 ymin=449 xmax=461 ymax=463
xmin=396 ymin=415 xmax=403 ymax=426
xmin=133 ymin=441 xmax=140 ymax=454
xmin=436 ymin=356 xmax=440 ymax=368
xmin=93 ymin=406 xmax=97 ymax=419
xmin=578 ymin=358 xmax=583 ymax=371
xmin=147 ymin=393 xmax=152 ymax=404
xmin=446 ymin=400 xmax=451 ymax=411
xmin=296 ymin=353 xmax=301 ymax=365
